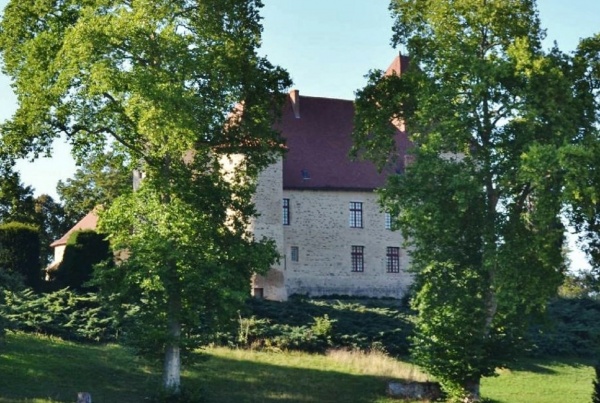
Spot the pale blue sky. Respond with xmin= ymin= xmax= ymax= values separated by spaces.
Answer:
xmin=1 ymin=0 xmax=600 ymax=197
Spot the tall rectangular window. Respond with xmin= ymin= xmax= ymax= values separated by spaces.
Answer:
xmin=290 ymin=246 xmax=299 ymax=262
xmin=349 ymin=202 xmax=363 ymax=228
xmin=351 ymin=246 xmax=364 ymax=272
xmin=385 ymin=212 xmax=392 ymax=230
xmin=283 ymin=198 xmax=290 ymax=225
xmin=386 ymin=247 xmax=400 ymax=273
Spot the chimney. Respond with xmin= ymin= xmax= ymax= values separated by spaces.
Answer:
xmin=290 ymin=89 xmax=300 ymax=118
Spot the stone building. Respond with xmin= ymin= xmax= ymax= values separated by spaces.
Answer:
xmin=49 ymin=56 xmax=413 ymax=301
xmin=251 ymin=58 xmax=413 ymax=300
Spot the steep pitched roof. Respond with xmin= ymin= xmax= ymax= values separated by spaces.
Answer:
xmin=385 ymin=54 xmax=410 ymax=76
xmin=278 ymin=92 xmax=410 ymax=190
xmin=50 ymin=210 xmax=98 ymax=247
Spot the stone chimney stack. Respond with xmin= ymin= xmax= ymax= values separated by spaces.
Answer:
xmin=290 ymin=89 xmax=300 ymax=118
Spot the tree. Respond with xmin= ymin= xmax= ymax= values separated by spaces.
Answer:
xmin=0 ymin=222 xmax=41 ymax=290
xmin=0 ymin=165 xmax=36 ymax=225
xmin=34 ymin=194 xmax=72 ymax=266
xmin=0 ymin=0 xmax=290 ymax=395
xmin=57 ymin=149 xmax=132 ymax=220
xmin=0 ymin=165 xmax=68 ymax=267
xmin=560 ymin=34 xmax=600 ymax=294
xmin=47 ymin=229 xmax=112 ymax=291
xmin=353 ymin=1 xmax=585 ymax=400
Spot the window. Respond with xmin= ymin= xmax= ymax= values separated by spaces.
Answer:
xmin=385 ymin=212 xmax=392 ymax=230
xmin=349 ymin=202 xmax=363 ymax=228
xmin=283 ymin=198 xmax=290 ymax=225
xmin=351 ymin=246 xmax=364 ymax=272
xmin=386 ymin=247 xmax=400 ymax=273
xmin=290 ymin=246 xmax=299 ymax=262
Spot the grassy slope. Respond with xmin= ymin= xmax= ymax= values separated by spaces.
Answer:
xmin=482 ymin=358 xmax=595 ymax=403
xmin=0 ymin=332 xmax=594 ymax=403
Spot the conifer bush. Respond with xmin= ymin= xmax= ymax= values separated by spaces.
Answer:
xmin=0 ymin=222 xmax=41 ymax=291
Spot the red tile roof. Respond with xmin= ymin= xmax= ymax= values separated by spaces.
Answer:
xmin=385 ymin=54 xmax=410 ymax=76
xmin=50 ymin=210 xmax=98 ymax=247
xmin=278 ymin=92 xmax=410 ymax=190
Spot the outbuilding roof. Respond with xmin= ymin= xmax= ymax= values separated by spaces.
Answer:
xmin=49 ymin=210 xmax=98 ymax=247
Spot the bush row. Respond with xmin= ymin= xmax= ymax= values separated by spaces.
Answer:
xmin=218 ymin=296 xmax=415 ymax=356
xmin=529 ymin=297 xmax=600 ymax=357
xmin=218 ymin=295 xmax=600 ymax=359
xmin=2 ymin=286 xmax=599 ymax=361
xmin=2 ymin=288 xmax=118 ymax=342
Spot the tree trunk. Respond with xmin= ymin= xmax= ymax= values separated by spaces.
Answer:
xmin=462 ymin=378 xmax=481 ymax=403
xmin=163 ymin=312 xmax=181 ymax=392
xmin=163 ymin=286 xmax=182 ymax=393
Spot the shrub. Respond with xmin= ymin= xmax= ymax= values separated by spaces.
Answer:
xmin=48 ymin=230 xmax=112 ymax=291
xmin=529 ymin=298 xmax=600 ymax=357
xmin=0 ymin=222 xmax=41 ymax=290
xmin=2 ymin=288 xmax=118 ymax=342
xmin=222 ymin=298 xmax=414 ymax=356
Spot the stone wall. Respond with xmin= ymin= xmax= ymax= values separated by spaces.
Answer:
xmin=249 ymin=159 xmax=287 ymax=300
xmin=281 ymin=189 xmax=412 ymax=299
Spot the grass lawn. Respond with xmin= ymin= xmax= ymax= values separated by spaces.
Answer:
xmin=482 ymin=358 xmax=595 ymax=403
xmin=0 ymin=332 xmax=594 ymax=402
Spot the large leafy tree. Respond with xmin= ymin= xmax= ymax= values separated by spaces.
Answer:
xmin=34 ymin=193 xmax=72 ymax=266
xmin=0 ymin=0 xmax=290 ymax=394
xmin=0 ymin=164 xmax=36 ymax=224
xmin=561 ymin=34 xmax=600 ymax=292
xmin=353 ymin=1 xmax=588 ymax=400
xmin=56 ymin=149 xmax=132 ymax=220
xmin=0 ymin=164 xmax=68 ymax=266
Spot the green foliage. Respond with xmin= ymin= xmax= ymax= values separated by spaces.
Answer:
xmin=57 ymin=149 xmax=132 ymax=219
xmin=2 ymin=288 xmax=117 ymax=342
xmin=47 ymin=229 xmax=112 ymax=291
xmin=33 ymin=194 xmax=74 ymax=266
xmin=97 ymin=186 xmax=280 ymax=359
xmin=0 ymin=166 xmax=37 ymax=225
xmin=223 ymin=298 xmax=414 ymax=356
xmin=529 ymin=298 xmax=600 ymax=357
xmin=352 ymin=0 xmax=594 ymax=399
xmin=0 ymin=0 xmax=291 ymax=392
xmin=0 ymin=222 xmax=41 ymax=290
xmin=561 ymin=34 xmax=600 ymax=292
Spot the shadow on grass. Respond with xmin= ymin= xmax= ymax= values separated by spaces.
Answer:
xmin=508 ymin=356 xmax=594 ymax=375
xmin=0 ymin=333 xmax=159 ymax=403
xmin=188 ymin=353 xmax=398 ymax=403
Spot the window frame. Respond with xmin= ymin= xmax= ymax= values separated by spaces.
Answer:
xmin=349 ymin=201 xmax=363 ymax=228
xmin=290 ymin=246 xmax=299 ymax=262
xmin=386 ymin=246 xmax=400 ymax=273
xmin=385 ymin=212 xmax=392 ymax=230
xmin=283 ymin=198 xmax=290 ymax=225
xmin=351 ymin=245 xmax=364 ymax=272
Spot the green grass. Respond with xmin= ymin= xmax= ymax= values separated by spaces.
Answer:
xmin=0 ymin=332 xmax=595 ymax=402
xmin=0 ymin=332 xmax=158 ymax=403
xmin=482 ymin=358 xmax=595 ymax=403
